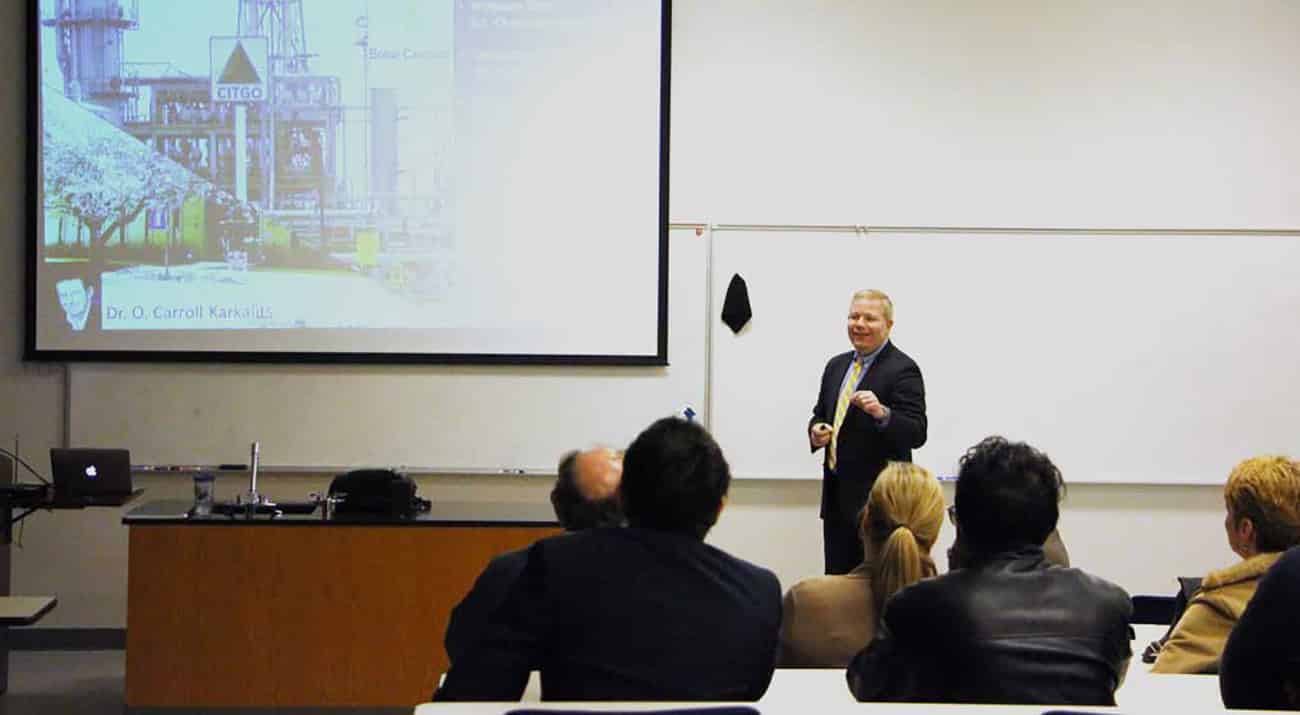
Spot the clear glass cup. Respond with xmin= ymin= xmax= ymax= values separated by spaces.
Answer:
xmin=192 ymin=472 xmax=215 ymax=516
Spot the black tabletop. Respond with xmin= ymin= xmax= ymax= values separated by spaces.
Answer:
xmin=123 ymin=498 xmax=559 ymax=527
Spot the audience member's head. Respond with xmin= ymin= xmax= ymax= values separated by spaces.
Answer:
xmin=551 ymin=447 xmax=624 ymax=530
xmin=861 ymin=461 xmax=944 ymax=615
xmin=952 ymin=436 xmax=1063 ymax=561
xmin=621 ymin=417 xmax=730 ymax=539
xmin=1223 ymin=456 xmax=1300 ymax=558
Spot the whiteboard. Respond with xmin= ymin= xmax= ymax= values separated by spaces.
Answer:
xmin=708 ymin=230 xmax=1300 ymax=484
xmin=68 ymin=229 xmax=707 ymax=469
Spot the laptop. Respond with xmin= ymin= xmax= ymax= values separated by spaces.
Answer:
xmin=49 ymin=448 xmax=137 ymax=506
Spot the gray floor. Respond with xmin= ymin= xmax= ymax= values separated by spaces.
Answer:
xmin=1 ymin=650 xmax=124 ymax=715
xmin=0 ymin=652 xmax=412 ymax=714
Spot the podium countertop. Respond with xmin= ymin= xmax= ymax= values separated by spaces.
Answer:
xmin=123 ymin=498 xmax=560 ymax=527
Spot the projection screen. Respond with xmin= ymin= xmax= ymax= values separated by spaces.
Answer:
xmin=27 ymin=0 xmax=669 ymax=364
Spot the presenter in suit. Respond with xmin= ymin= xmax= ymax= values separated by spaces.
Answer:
xmin=810 ymin=289 xmax=927 ymax=574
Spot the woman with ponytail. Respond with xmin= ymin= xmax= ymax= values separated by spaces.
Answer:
xmin=778 ymin=462 xmax=943 ymax=667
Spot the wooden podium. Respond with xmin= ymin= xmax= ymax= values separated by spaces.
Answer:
xmin=124 ymin=500 xmax=559 ymax=708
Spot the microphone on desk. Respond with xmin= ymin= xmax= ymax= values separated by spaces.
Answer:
xmin=243 ymin=441 xmax=263 ymax=506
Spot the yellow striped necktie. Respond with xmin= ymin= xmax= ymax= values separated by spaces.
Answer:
xmin=829 ymin=357 xmax=863 ymax=472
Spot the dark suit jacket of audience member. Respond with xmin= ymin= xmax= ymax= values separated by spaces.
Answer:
xmin=444 ymin=547 xmax=528 ymax=666
xmin=847 ymin=546 xmax=1132 ymax=705
xmin=434 ymin=526 xmax=783 ymax=702
xmin=1220 ymin=544 xmax=1300 ymax=710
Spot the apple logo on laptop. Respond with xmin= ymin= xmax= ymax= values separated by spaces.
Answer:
xmin=85 ymin=465 xmax=98 ymax=479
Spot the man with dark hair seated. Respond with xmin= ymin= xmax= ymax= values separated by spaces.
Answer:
xmin=1220 ymin=544 xmax=1300 ymax=710
xmin=847 ymin=436 xmax=1132 ymax=705
xmin=443 ymin=447 xmax=624 ymax=665
xmin=435 ymin=418 xmax=782 ymax=701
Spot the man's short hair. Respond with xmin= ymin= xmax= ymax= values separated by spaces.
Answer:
xmin=621 ymin=417 xmax=730 ymax=539
xmin=551 ymin=450 xmax=624 ymax=531
xmin=851 ymin=288 xmax=894 ymax=322
xmin=1225 ymin=456 xmax=1300 ymax=553
xmin=955 ymin=436 xmax=1063 ymax=553
xmin=56 ymin=277 xmax=86 ymax=295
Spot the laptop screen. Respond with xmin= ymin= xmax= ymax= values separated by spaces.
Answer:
xmin=49 ymin=448 xmax=133 ymax=496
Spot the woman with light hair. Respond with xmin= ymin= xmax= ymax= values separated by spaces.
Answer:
xmin=778 ymin=462 xmax=943 ymax=667
xmin=1153 ymin=455 xmax=1300 ymax=674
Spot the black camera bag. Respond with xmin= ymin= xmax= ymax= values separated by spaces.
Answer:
xmin=327 ymin=468 xmax=427 ymax=517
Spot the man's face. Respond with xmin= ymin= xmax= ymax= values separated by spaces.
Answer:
xmin=1224 ymin=502 xmax=1253 ymax=559
xmin=847 ymin=298 xmax=892 ymax=354
xmin=946 ymin=503 xmax=970 ymax=569
xmin=57 ymin=279 xmax=89 ymax=317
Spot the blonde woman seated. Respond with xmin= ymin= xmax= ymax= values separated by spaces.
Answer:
xmin=778 ymin=462 xmax=943 ymax=667
xmin=1153 ymin=455 xmax=1300 ymax=674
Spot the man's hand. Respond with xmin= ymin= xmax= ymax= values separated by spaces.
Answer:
xmin=809 ymin=422 xmax=833 ymax=448
xmin=851 ymin=390 xmax=888 ymax=419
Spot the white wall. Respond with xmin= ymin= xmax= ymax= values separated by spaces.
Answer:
xmin=3 ymin=0 xmax=1242 ymax=628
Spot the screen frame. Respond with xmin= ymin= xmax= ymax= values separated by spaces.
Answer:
xmin=24 ymin=0 xmax=671 ymax=367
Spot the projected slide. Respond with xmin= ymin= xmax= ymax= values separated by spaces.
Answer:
xmin=31 ymin=0 xmax=667 ymax=361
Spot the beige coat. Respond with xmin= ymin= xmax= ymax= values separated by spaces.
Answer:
xmin=778 ymin=564 xmax=875 ymax=668
xmin=1152 ymin=551 xmax=1284 ymax=674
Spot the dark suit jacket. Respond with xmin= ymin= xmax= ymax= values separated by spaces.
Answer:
xmin=444 ymin=547 xmax=528 ymax=666
xmin=434 ymin=526 xmax=782 ymax=702
xmin=1220 ymin=544 xmax=1300 ymax=710
xmin=810 ymin=341 xmax=927 ymax=522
